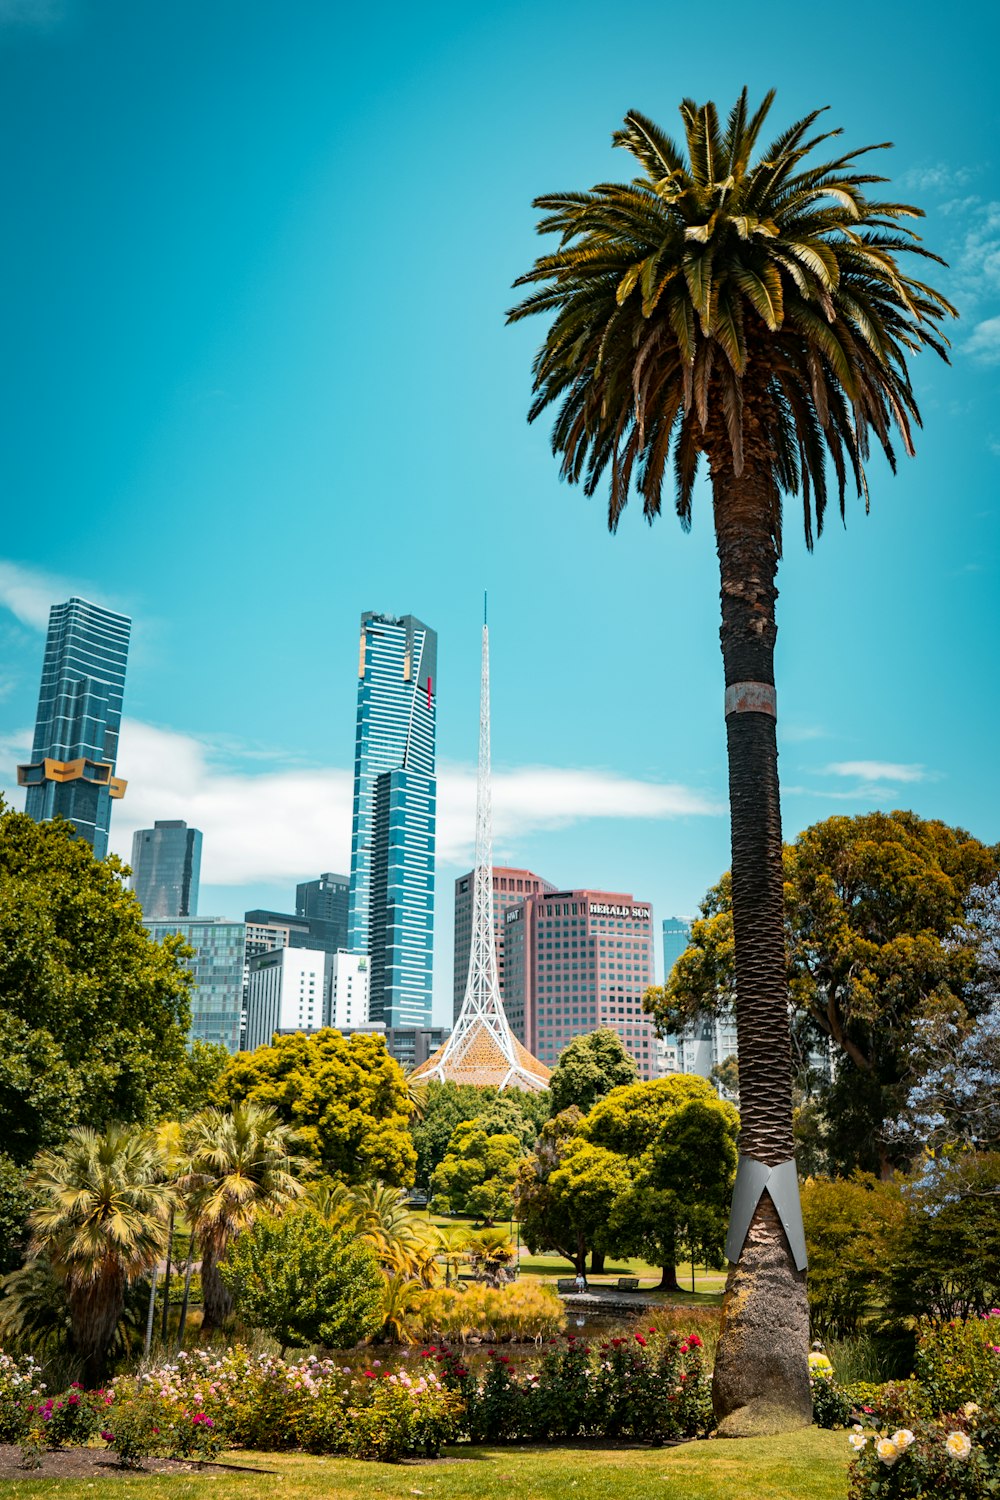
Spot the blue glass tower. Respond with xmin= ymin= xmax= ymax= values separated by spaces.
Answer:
xmin=348 ymin=612 xmax=437 ymax=1030
xmin=18 ymin=597 xmax=131 ymax=859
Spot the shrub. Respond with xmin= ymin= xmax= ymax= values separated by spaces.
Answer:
xmin=913 ymin=1315 xmax=1000 ymax=1415
xmin=410 ymin=1280 xmax=565 ymax=1344
xmin=101 ymin=1389 xmax=161 ymax=1469
xmin=346 ymin=1372 xmax=460 ymax=1461
xmin=801 ymin=1174 xmax=906 ymax=1339
xmin=842 ymin=1380 xmax=927 ymax=1427
xmin=33 ymin=1386 xmax=99 ymax=1448
xmin=847 ymin=1408 xmax=1000 ymax=1498
xmin=0 ymin=1351 xmax=46 ymax=1441
xmin=220 ymin=1209 xmax=385 ymax=1351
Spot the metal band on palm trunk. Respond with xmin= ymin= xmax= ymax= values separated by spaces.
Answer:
xmin=725 ymin=682 xmax=777 ymax=718
xmin=725 ymin=1155 xmax=808 ymax=1270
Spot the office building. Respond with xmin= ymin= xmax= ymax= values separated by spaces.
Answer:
xmin=244 ymin=907 xmax=344 ymax=956
xmin=503 ymin=889 xmax=658 ymax=1079
xmin=18 ymin=597 xmax=131 ymax=858
xmin=453 ymin=865 xmax=557 ymax=1022
xmin=296 ymin=873 xmax=350 ymax=949
xmin=347 ymin=612 xmax=437 ymax=1033
xmin=385 ymin=1025 xmax=450 ymax=1072
xmin=662 ymin=916 xmax=691 ymax=983
xmin=244 ymin=946 xmax=329 ymax=1050
xmin=130 ymin=820 xmax=202 ymax=918
xmin=330 ymin=949 xmax=369 ymax=1029
xmin=143 ymin=917 xmax=245 ymax=1053
xmin=659 ymin=915 xmax=738 ymax=1083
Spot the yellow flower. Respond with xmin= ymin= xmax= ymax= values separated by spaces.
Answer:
xmin=875 ymin=1437 xmax=900 ymax=1466
xmin=945 ymin=1431 xmax=972 ymax=1460
xmin=892 ymin=1429 xmax=915 ymax=1450
xmin=848 ymin=1433 xmax=867 ymax=1452
xmin=963 ymin=1402 xmax=980 ymax=1419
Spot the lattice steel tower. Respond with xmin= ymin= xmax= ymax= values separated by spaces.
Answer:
xmin=411 ymin=605 xmax=548 ymax=1091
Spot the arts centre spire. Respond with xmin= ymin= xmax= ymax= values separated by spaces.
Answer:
xmin=410 ymin=606 xmax=549 ymax=1092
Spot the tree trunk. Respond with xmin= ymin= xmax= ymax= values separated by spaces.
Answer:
xmin=590 ymin=1249 xmax=606 ymax=1275
xmin=69 ymin=1268 xmax=125 ymax=1388
xmin=199 ymin=1239 xmax=233 ymax=1334
xmin=658 ymin=1264 xmax=681 ymax=1292
xmin=708 ymin=460 xmax=811 ymax=1437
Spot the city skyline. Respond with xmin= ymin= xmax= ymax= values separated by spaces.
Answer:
xmin=0 ymin=2 xmax=996 ymax=1032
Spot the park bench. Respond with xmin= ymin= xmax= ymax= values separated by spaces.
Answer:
xmin=556 ymin=1278 xmax=579 ymax=1293
xmin=616 ymin=1277 xmax=640 ymax=1291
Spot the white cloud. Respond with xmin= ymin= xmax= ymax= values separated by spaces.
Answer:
xmin=824 ymin=760 xmax=929 ymax=783
xmin=898 ymin=163 xmax=972 ymax=194
xmin=0 ymin=558 xmax=124 ymax=632
xmin=780 ymin=724 xmax=827 ymax=743
xmin=106 ymin=720 xmax=722 ymax=887
xmin=967 ymin=316 xmax=1000 ymax=364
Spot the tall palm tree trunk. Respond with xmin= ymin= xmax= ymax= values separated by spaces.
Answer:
xmin=708 ymin=457 xmax=811 ymax=1436
xmin=199 ymin=1237 xmax=233 ymax=1333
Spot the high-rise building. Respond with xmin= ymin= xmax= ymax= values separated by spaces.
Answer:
xmin=662 ymin=916 xmax=691 ymax=982
xmin=329 ymin=949 xmax=369 ymax=1030
xmin=296 ymin=872 xmax=350 ymax=949
xmin=503 ymin=889 xmax=659 ymax=1080
xmin=453 ymin=866 xmax=557 ymax=1021
xmin=347 ymin=612 xmax=437 ymax=1034
xmin=18 ymin=597 xmax=131 ymax=858
xmin=244 ymin=946 xmax=328 ymax=1050
xmin=659 ymin=916 xmax=738 ymax=1082
xmin=142 ymin=917 xmax=245 ymax=1053
xmin=130 ymin=820 xmax=202 ymax=918
xmin=244 ymin=907 xmax=344 ymax=956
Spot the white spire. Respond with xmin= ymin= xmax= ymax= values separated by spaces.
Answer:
xmin=411 ymin=614 xmax=548 ymax=1091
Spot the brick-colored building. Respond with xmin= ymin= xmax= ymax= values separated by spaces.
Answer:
xmin=452 ymin=865 xmax=556 ymax=1021
xmin=502 ymin=888 xmax=658 ymax=1080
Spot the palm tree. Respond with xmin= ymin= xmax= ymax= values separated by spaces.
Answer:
xmin=27 ymin=1124 xmax=173 ymax=1384
xmin=178 ymin=1103 xmax=309 ymax=1332
xmin=508 ymin=89 xmax=953 ymax=1434
xmin=349 ymin=1181 xmax=443 ymax=1284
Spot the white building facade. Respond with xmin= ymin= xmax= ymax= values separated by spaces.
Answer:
xmin=330 ymin=949 xmax=370 ymax=1029
xmin=244 ymin=945 xmax=328 ymax=1050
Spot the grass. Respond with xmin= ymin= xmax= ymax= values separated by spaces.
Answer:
xmin=0 ymin=1430 xmax=851 ymax=1499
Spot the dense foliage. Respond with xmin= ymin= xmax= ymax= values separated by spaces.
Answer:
xmin=0 ymin=805 xmax=193 ymax=1163
xmin=213 ymin=1029 xmax=416 ymax=1186
xmin=645 ymin=812 xmax=999 ymax=1174
xmin=547 ymin=1029 xmax=638 ymax=1114
xmin=430 ymin=1123 xmax=524 ymax=1223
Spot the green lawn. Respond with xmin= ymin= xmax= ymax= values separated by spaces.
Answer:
xmin=0 ymin=1431 xmax=850 ymax=1499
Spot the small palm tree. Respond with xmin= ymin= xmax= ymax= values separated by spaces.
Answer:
xmin=350 ymin=1181 xmax=443 ymax=1284
xmin=508 ymin=89 xmax=953 ymax=1433
xmin=27 ymin=1124 xmax=173 ymax=1384
xmin=178 ymin=1103 xmax=309 ymax=1331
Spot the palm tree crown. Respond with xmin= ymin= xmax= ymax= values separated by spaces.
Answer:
xmin=508 ymin=88 xmax=954 ymax=545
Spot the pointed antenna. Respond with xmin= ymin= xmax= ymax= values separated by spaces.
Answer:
xmin=484 ymin=590 xmax=488 ymax=627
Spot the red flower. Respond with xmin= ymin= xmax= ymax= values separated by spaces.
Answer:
xmin=687 ymin=1334 xmax=703 ymax=1348
xmin=363 ymin=1370 xmax=377 ymax=1378
xmin=635 ymin=1334 xmax=647 ymax=1347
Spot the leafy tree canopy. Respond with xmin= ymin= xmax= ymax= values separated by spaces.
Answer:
xmin=0 ymin=1153 xmax=34 ymax=1277
xmin=644 ymin=812 xmax=999 ymax=1173
xmin=0 ymin=805 xmax=193 ymax=1162
xmin=410 ymin=1081 xmax=547 ymax=1188
xmin=430 ymin=1122 xmax=525 ymax=1225
xmin=547 ymin=1028 xmax=639 ymax=1115
xmin=213 ymin=1028 xmax=416 ymax=1187
xmin=219 ymin=1207 xmax=385 ymax=1352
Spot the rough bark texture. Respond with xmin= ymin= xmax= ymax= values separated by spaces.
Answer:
xmin=198 ymin=1240 xmax=233 ymax=1333
xmin=713 ymin=1196 xmax=811 ymax=1435
xmin=707 ymin=436 xmax=811 ymax=1435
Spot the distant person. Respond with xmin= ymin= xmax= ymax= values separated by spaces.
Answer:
xmin=575 ymin=1272 xmax=586 ymax=1293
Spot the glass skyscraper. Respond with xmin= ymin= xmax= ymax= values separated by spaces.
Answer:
xmin=296 ymin=872 xmax=349 ymax=950
xmin=18 ymin=597 xmax=131 ymax=859
xmin=130 ymin=820 xmax=202 ymax=918
xmin=347 ymin=612 xmax=437 ymax=1031
xmin=143 ymin=917 xmax=245 ymax=1053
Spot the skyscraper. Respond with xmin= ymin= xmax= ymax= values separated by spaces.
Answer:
xmin=503 ymin=888 xmax=658 ymax=1079
xmin=347 ymin=612 xmax=437 ymax=1032
xmin=142 ymin=917 xmax=245 ymax=1053
xmin=296 ymin=872 xmax=349 ymax=949
xmin=453 ymin=865 xmax=557 ymax=1021
xmin=130 ymin=820 xmax=202 ymax=918
xmin=18 ymin=597 xmax=131 ymax=858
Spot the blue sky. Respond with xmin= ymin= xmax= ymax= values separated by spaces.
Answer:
xmin=1 ymin=0 xmax=997 ymax=1026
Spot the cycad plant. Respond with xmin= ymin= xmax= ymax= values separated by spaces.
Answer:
xmin=26 ymin=1124 xmax=173 ymax=1384
xmin=508 ymin=89 xmax=953 ymax=1433
xmin=178 ymin=1103 xmax=308 ymax=1331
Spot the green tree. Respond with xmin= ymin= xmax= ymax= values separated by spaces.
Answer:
xmin=547 ymin=1137 xmax=631 ymax=1274
xmin=179 ymin=1103 xmax=309 ymax=1331
xmin=646 ymin=812 xmax=999 ymax=1174
xmin=583 ymin=1077 xmax=738 ymax=1288
xmin=0 ymin=806 xmax=192 ymax=1162
xmin=800 ymin=1172 xmax=905 ymax=1340
xmin=213 ymin=1028 xmax=416 ymax=1186
xmin=430 ymin=1122 xmax=524 ymax=1225
xmin=0 ymin=1153 xmax=34 ymax=1277
xmin=513 ymin=1108 xmax=592 ymax=1273
xmin=26 ymin=1124 xmax=172 ymax=1384
xmin=219 ymin=1207 xmax=384 ymax=1352
xmin=173 ymin=1041 xmax=232 ymax=1119
xmin=509 ymin=89 xmax=953 ymax=1432
xmin=410 ymin=1081 xmax=547 ymax=1188
xmin=547 ymin=1029 xmax=639 ymax=1115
